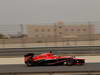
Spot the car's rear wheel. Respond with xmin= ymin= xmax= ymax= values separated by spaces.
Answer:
xmin=25 ymin=58 xmax=33 ymax=66
xmin=24 ymin=53 xmax=34 ymax=66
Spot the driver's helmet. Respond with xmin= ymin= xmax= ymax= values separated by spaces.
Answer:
xmin=72 ymin=56 xmax=75 ymax=58
xmin=49 ymin=51 xmax=52 ymax=53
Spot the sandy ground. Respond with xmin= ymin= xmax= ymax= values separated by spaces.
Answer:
xmin=0 ymin=56 xmax=100 ymax=64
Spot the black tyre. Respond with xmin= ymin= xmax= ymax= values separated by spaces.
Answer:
xmin=79 ymin=60 xmax=85 ymax=65
xmin=24 ymin=53 xmax=34 ymax=66
xmin=25 ymin=58 xmax=33 ymax=66
xmin=64 ymin=59 xmax=73 ymax=66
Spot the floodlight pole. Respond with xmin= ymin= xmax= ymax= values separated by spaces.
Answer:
xmin=20 ymin=24 xmax=25 ymax=48
xmin=88 ymin=21 xmax=92 ymax=46
xmin=54 ymin=23 xmax=57 ymax=47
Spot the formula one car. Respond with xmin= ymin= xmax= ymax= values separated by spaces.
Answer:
xmin=24 ymin=51 xmax=85 ymax=66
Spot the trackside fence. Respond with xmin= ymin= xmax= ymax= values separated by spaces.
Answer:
xmin=0 ymin=46 xmax=100 ymax=56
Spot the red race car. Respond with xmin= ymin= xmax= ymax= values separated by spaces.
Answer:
xmin=24 ymin=51 xmax=85 ymax=66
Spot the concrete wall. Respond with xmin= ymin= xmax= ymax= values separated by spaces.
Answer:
xmin=0 ymin=40 xmax=99 ymax=48
xmin=27 ymin=24 xmax=95 ymax=42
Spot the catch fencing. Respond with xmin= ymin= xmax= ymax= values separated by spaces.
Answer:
xmin=0 ymin=46 xmax=100 ymax=56
xmin=0 ymin=22 xmax=100 ymax=48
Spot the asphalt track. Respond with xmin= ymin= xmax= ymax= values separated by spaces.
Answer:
xmin=0 ymin=63 xmax=100 ymax=74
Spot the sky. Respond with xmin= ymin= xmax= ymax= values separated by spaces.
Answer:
xmin=0 ymin=0 xmax=100 ymax=34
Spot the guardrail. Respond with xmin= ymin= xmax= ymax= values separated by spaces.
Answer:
xmin=0 ymin=46 xmax=100 ymax=56
xmin=0 ymin=71 xmax=100 ymax=75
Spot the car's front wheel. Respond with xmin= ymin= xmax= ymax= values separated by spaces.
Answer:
xmin=64 ymin=59 xmax=73 ymax=66
xmin=78 ymin=60 xmax=85 ymax=65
